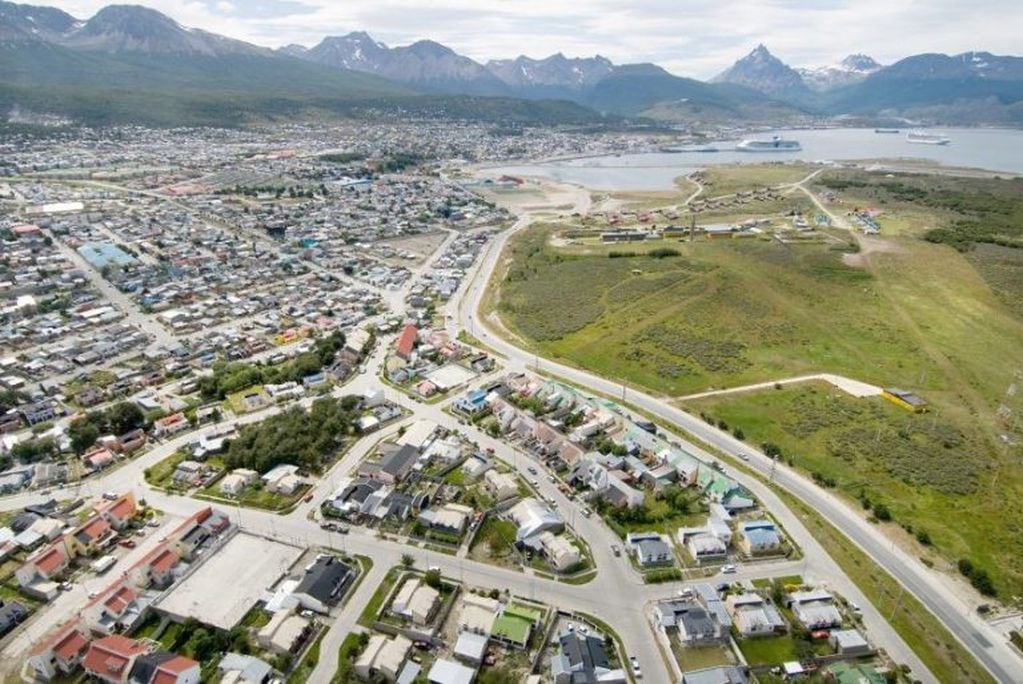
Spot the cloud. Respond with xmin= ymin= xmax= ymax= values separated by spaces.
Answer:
xmin=45 ymin=0 xmax=1023 ymax=78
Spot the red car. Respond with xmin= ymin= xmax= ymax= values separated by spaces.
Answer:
xmin=118 ymin=539 xmax=136 ymax=549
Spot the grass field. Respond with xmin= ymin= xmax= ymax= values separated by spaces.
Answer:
xmin=144 ymin=450 xmax=190 ymax=490
xmin=689 ymin=383 xmax=1023 ymax=598
xmin=500 ymin=224 xmax=928 ymax=397
xmin=495 ymin=164 xmax=1023 ymax=599
xmin=696 ymin=163 xmax=819 ymax=198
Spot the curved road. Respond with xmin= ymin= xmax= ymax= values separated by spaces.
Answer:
xmin=452 ymin=179 xmax=1022 ymax=683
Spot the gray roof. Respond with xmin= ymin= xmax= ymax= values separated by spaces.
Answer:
xmin=379 ymin=443 xmax=420 ymax=478
xmin=218 ymin=653 xmax=273 ymax=684
xmin=555 ymin=630 xmax=611 ymax=680
xmin=294 ymin=555 xmax=354 ymax=605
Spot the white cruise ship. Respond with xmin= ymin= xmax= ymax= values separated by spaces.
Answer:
xmin=906 ymin=130 xmax=950 ymax=145
xmin=735 ymin=136 xmax=801 ymax=152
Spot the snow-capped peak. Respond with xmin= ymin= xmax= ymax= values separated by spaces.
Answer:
xmin=797 ymin=53 xmax=883 ymax=91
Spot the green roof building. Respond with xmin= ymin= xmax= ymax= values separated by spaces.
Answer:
xmin=491 ymin=602 xmax=543 ymax=649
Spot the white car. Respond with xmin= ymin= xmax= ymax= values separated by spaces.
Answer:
xmin=721 ymin=564 xmax=737 ymax=574
xmin=630 ymin=656 xmax=641 ymax=678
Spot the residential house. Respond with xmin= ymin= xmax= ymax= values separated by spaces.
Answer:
xmin=390 ymin=576 xmax=440 ymax=626
xmin=829 ymin=629 xmax=871 ymax=657
xmin=130 ymin=545 xmax=180 ymax=590
xmin=20 ymin=400 xmax=57 ymax=426
xmin=114 ymin=429 xmax=146 ymax=454
xmin=82 ymin=634 xmax=152 ymax=683
xmin=786 ymin=589 xmax=843 ymax=630
xmin=508 ymin=498 xmax=564 ymax=543
xmin=551 ymin=629 xmax=627 ymax=684
xmin=261 ymin=464 xmax=303 ymax=495
xmin=625 ymin=532 xmax=673 ymax=567
xmin=0 ymin=599 xmax=28 ymax=637
xmin=539 ymin=532 xmax=581 ymax=572
xmin=128 ymin=652 xmax=200 ymax=684
xmin=454 ymin=389 xmax=489 ymax=416
xmin=94 ymin=492 xmax=138 ymax=530
xmin=220 ymin=468 xmax=259 ymax=496
xmin=460 ymin=455 xmax=492 ymax=482
xmin=171 ymin=461 xmax=206 ymax=487
xmin=395 ymin=419 xmax=437 ymax=451
xmin=152 ymin=413 xmax=189 ymax=438
xmin=418 ymin=503 xmax=472 ymax=537
xmin=71 ymin=514 xmax=115 ymax=554
xmin=17 ymin=539 xmax=72 ymax=589
xmin=739 ymin=520 xmax=782 ymax=556
xmin=256 ymin=606 xmax=310 ymax=655
xmin=218 ymin=653 xmax=274 ymax=684
xmin=292 ymin=555 xmax=354 ymax=614
xmin=395 ymin=324 xmax=418 ymax=361
xmin=725 ymin=594 xmax=787 ymax=637
xmin=367 ymin=444 xmax=420 ymax=485
xmin=355 ymin=633 xmax=412 ymax=681
xmin=28 ymin=619 xmax=92 ymax=680
xmin=453 ymin=631 xmax=488 ymax=667
xmin=456 ymin=593 xmax=501 ymax=636
xmin=427 ymin=658 xmax=476 ymax=684
xmin=654 ymin=599 xmax=727 ymax=645
xmin=483 ymin=469 xmax=518 ymax=501
xmin=492 ymin=602 xmax=543 ymax=650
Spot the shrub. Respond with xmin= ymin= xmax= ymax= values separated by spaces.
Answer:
xmin=915 ymin=529 xmax=932 ymax=546
xmin=873 ymin=503 xmax=892 ymax=521
xmin=957 ymin=558 xmax=997 ymax=596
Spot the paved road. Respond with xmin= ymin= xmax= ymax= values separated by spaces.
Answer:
xmin=455 ymin=178 xmax=1022 ymax=682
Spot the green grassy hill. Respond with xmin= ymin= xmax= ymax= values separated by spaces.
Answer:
xmin=495 ymin=166 xmax=1023 ymax=596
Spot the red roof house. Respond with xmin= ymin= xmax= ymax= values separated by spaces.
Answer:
xmin=83 ymin=635 xmax=151 ymax=683
xmin=28 ymin=619 xmax=91 ymax=680
xmin=395 ymin=324 xmax=419 ymax=360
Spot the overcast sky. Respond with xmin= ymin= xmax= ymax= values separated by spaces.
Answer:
xmin=47 ymin=0 xmax=1023 ymax=78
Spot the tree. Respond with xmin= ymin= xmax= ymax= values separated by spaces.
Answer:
xmin=69 ymin=420 xmax=101 ymax=454
xmin=401 ymin=553 xmax=415 ymax=568
xmin=108 ymin=402 xmax=145 ymax=434
xmin=423 ymin=569 xmax=442 ymax=589
xmin=186 ymin=628 xmax=216 ymax=662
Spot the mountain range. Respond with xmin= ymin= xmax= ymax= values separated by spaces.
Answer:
xmin=2 ymin=2 xmax=1022 ymax=127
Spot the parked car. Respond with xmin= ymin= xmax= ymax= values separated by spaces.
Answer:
xmin=527 ymin=466 xmax=538 ymax=475
xmin=630 ymin=656 xmax=642 ymax=679
xmin=611 ymin=544 xmax=621 ymax=557
xmin=118 ymin=539 xmax=136 ymax=549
